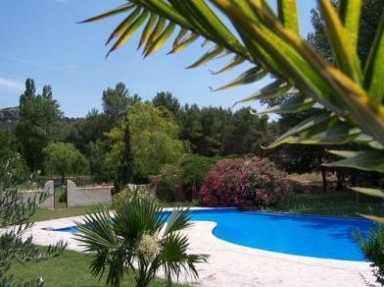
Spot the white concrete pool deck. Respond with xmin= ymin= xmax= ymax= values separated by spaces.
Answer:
xmin=23 ymin=213 xmax=375 ymax=287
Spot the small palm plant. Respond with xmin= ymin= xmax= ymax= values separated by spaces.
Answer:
xmin=75 ymin=195 xmax=207 ymax=287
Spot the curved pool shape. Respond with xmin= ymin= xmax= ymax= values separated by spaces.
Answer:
xmin=54 ymin=208 xmax=372 ymax=261
xmin=188 ymin=209 xmax=371 ymax=261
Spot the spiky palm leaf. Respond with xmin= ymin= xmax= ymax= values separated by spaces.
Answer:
xmin=83 ymin=0 xmax=384 ymax=217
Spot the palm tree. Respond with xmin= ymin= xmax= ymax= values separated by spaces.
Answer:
xmin=75 ymin=196 xmax=207 ymax=287
xmin=82 ymin=0 xmax=384 ymax=219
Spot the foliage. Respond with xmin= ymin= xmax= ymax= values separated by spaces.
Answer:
xmin=153 ymin=164 xmax=183 ymax=202
xmin=102 ymin=82 xmax=130 ymax=122
xmin=152 ymin=92 xmax=181 ymax=120
xmin=179 ymin=155 xmax=215 ymax=201
xmin=200 ymin=157 xmax=293 ymax=210
xmin=107 ymin=102 xmax=187 ymax=183
xmin=0 ymin=144 xmax=29 ymax=185
xmin=114 ymin=121 xmax=134 ymax=194
xmin=112 ymin=186 xmax=154 ymax=210
xmin=355 ymin=225 xmax=384 ymax=286
xmin=16 ymin=79 xmax=63 ymax=172
xmin=82 ymin=0 xmax=384 ymax=218
xmin=0 ymin=157 xmax=66 ymax=287
xmin=43 ymin=142 xmax=90 ymax=177
xmin=150 ymin=156 xmax=214 ymax=203
xmin=76 ymin=196 xmax=207 ymax=287
xmin=179 ymin=105 xmax=272 ymax=157
xmin=65 ymin=110 xmax=111 ymax=156
xmin=0 ymin=130 xmax=18 ymax=164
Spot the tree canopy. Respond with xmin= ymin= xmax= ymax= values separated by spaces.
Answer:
xmin=16 ymin=79 xmax=63 ymax=172
xmin=106 ymin=102 xmax=187 ymax=182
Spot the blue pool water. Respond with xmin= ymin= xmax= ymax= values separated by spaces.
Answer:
xmin=55 ymin=208 xmax=372 ymax=261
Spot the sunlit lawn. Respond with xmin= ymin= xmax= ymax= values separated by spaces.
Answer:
xmin=30 ymin=205 xmax=106 ymax=222
xmin=10 ymin=249 xmax=188 ymax=287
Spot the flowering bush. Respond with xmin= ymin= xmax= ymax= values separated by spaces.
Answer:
xmin=199 ymin=157 xmax=293 ymax=210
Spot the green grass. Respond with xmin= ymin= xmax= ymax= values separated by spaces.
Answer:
xmin=280 ymin=191 xmax=384 ymax=217
xmin=30 ymin=205 xmax=108 ymax=222
xmin=54 ymin=186 xmax=67 ymax=209
xmin=9 ymin=249 xmax=188 ymax=287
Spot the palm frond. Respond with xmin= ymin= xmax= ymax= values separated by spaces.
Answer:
xmin=363 ymin=12 xmax=384 ymax=102
xmin=163 ymin=208 xmax=192 ymax=236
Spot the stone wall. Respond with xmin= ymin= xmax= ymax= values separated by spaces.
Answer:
xmin=67 ymin=180 xmax=112 ymax=208
xmin=20 ymin=180 xmax=54 ymax=209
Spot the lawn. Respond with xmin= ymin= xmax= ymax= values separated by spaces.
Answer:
xmin=9 ymin=249 xmax=189 ymax=287
xmin=30 ymin=205 xmax=105 ymax=222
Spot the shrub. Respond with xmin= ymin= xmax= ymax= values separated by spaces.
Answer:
xmin=199 ymin=156 xmax=293 ymax=210
xmin=355 ymin=225 xmax=384 ymax=286
xmin=179 ymin=155 xmax=215 ymax=201
xmin=153 ymin=164 xmax=183 ymax=202
xmin=112 ymin=185 xmax=154 ymax=210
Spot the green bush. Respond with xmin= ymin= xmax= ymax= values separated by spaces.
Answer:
xmin=153 ymin=164 xmax=183 ymax=202
xmin=199 ymin=156 xmax=293 ymax=210
xmin=112 ymin=185 xmax=154 ymax=210
xmin=355 ymin=225 xmax=384 ymax=286
xmin=179 ymin=155 xmax=215 ymax=201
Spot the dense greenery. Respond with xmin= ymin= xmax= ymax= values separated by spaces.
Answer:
xmin=0 ymin=157 xmax=66 ymax=287
xmin=355 ymin=226 xmax=384 ymax=286
xmin=43 ymin=142 xmax=89 ymax=179
xmin=16 ymin=80 xmax=63 ymax=172
xmin=1 ymin=78 xmax=282 ymax=189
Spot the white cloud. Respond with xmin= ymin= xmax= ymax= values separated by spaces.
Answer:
xmin=0 ymin=77 xmax=24 ymax=93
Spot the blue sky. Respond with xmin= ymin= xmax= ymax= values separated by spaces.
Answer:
xmin=0 ymin=0 xmax=316 ymax=118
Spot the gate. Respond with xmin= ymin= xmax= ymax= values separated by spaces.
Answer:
xmin=53 ymin=177 xmax=67 ymax=208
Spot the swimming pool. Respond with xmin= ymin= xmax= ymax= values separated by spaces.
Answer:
xmin=55 ymin=208 xmax=372 ymax=261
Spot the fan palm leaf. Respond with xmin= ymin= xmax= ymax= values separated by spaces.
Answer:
xmin=76 ymin=197 xmax=206 ymax=287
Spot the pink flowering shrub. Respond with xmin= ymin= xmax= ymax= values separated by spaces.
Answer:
xmin=199 ymin=157 xmax=293 ymax=210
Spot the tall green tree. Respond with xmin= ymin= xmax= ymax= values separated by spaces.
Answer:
xmin=179 ymin=104 xmax=203 ymax=153
xmin=102 ymin=82 xmax=131 ymax=126
xmin=43 ymin=142 xmax=90 ymax=179
xmin=229 ymin=107 xmax=271 ymax=156
xmin=107 ymin=102 xmax=187 ymax=182
xmin=152 ymin=91 xmax=181 ymax=119
xmin=114 ymin=121 xmax=134 ymax=192
xmin=65 ymin=109 xmax=112 ymax=179
xmin=16 ymin=79 xmax=63 ymax=172
xmin=65 ymin=109 xmax=110 ymax=155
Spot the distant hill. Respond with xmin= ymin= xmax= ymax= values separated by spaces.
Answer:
xmin=0 ymin=107 xmax=19 ymax=129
